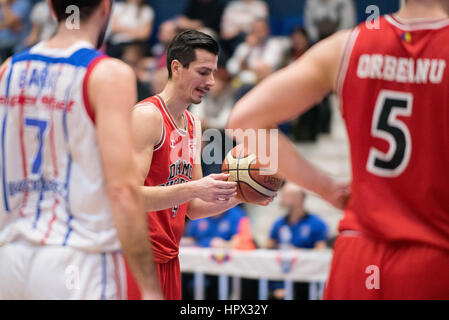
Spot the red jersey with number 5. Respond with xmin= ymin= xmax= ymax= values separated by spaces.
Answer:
xmin=137 ymin=95 xmax=197 ymax=263
xmin=338 ymin=15 xmax=449 ymax=250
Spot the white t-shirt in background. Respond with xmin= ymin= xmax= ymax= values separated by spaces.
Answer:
xmin=221 ymin=0 xmax=269 ymax=36
xmin=110 ymin=2 xmax=155 ymax=44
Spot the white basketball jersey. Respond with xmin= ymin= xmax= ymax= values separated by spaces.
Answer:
xmin=0 ymin=41 xmax=120 ymax=252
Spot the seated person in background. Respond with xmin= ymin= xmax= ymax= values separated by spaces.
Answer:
xmin=283 ymin=27 xmax=310 ymax=67
xmin=267 ymin=182 xmax=328 ymax=250
xmin=281 ymin=27 xmax=321 ymax=142
xmin=23 ymin=1 xmax=57 ymax=48
xmin=181 ymin=205 xmax=255 ymax=299
xmin=176 ymin=0 xmax=224 ymax=39
xmin=107 ymin=0 xmax=154 ymax=58
xmin=120 ymin=42 xmax=151 ymax=101
xmin=304 ymin=0 xmax=356 ymax=44
xmin=0 ymin=0 xmax=31 ymax=62
xmin=150 ymin=20 xmax=182 ymax=94
xmin=227 ymin=18 xmax=285 ymax=101
xmin=266 ymin=182 xmax=328 ymax=300
xmin=182 ymin=205 xmax=255 ymax=250
xmin=220 ymin=0 xmax=268 ymax=56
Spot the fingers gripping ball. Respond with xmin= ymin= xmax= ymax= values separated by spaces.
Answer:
xmin=222 ymin=144 xmax=284 ymax=204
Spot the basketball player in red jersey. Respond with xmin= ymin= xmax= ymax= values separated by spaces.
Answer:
xmin=126 ymin=30 xmax=274 ymax=300
xmin=228 ymin=0 xmax=449 ymax=299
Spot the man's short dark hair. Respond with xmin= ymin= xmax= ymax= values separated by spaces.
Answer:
xmin=166 ymin=30 xmax=219 ymax=79
xmin=51 ymin=0 xmax=103 ymax=23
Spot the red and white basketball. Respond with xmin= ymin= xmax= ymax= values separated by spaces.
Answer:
xmin=222 ymin=144 xmax=284 ymax=204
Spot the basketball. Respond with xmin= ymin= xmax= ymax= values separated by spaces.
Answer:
xmin=222 ymin=144 xmax=284 ymax=204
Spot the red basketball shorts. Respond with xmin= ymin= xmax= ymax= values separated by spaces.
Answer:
xmin=323 ymin=232 xmax=449 ymax=300
xmin=126 ymin=256 xmax=182 ymax=300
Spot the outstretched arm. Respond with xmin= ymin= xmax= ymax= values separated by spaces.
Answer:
xmin=227 ymin=30 xmax=352 ymax=209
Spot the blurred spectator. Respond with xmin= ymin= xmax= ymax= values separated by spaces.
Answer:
xmin=278 ymin=27 xmax=311 ymax=138
xmin=0 ymin=0 xmax=31 ymax=62
xmin=176 ymin=0 xmax=224 ymax=38
xmin=182 ymin=205 xmax=255 ymax=250
xmin=304 ymin=0 xmax=356 ymax=43
xmin=120 ymin=42 xmax=151 ymax=101
xmin=281 ymin=27 xmax=321 ymax=142
xmin=266 ymin=182 xmax=328 ymax=300
xmin=227 ymin=18 xmax=286 ymax=100
xmin=283 ymin=26 xmax=309 ymax=66
xmin=149 ymin=20 xmax=182 ymax=95
xmin=220 ymin=0 xmax=268 ymax=57
xmin=304 ymin=0 xmax=356 ymax=136
xmin=23 ymin=1 xmax=57 ymax=48
xmin=107 ymin=0 xmax=154 ymax=58
xmin=152 ymin=20 xmax=180 ymax=71
xmin=267 ymin=182 xmax=328 ymax=250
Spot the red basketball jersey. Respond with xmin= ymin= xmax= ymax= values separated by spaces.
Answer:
xmin=338 ymin=15 xmax=449 ymax=250
xmin=138 ymin=95 xmax=197 ymax=263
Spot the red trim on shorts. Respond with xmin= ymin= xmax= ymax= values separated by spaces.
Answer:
xmin=113 ymin=252 xmax=123 ymax=300
xmin=40 ymin=199 xmax=58 ymax=245
xmin=82 ymin=55 xmax=108 ymax=125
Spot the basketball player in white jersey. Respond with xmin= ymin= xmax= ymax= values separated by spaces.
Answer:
xmin=0 ymin=0 xmax=162 ymax=299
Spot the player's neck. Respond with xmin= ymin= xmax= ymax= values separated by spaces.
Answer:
xmin=398 ymin=1 xmax=449 ymax=21
xmin=45 ymin=23 xmax=98 ymax=50
xmin=159 ymin=82 xmax=190 ymax=122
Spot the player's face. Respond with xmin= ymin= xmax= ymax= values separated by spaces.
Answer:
xmin=180 ymin=49 xmax=218 ymax=104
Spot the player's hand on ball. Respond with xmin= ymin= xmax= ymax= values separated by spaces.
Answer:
xmin=254 ymin=193 xmax=277 ymax=206
xmin=193 ymin=173 xmax=237 ymax=203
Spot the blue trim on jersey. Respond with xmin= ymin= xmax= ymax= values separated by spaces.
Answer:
xmin=101 ymin=253 xmax=107 ymax=300
xmin=12 ymin=48 xmax=104 ymax=68
xmin=32 ymin=179 xmax=44 ymax=229
xmin=62 ymin=216 xmax=73 ymax=246
xmin=1 ymin=63 xmax=14 ymax=212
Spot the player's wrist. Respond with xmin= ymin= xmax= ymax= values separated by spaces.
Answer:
xmin=318 ymin=175 xmax=337 ymax=202
xmin=188 ymin=179 xmax=201 ymax=199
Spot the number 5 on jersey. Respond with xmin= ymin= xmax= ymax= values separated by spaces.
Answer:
xmin=366 ymin=90 xmax=413 ymax=178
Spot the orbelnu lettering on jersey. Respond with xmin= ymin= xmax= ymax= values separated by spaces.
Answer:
xmin=357 ymin=54 xmax=446 ymax=84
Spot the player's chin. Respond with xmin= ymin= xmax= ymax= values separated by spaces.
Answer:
xmin=193 ymin=98 xmax=203 ymax=105
xmin=192 ymin=89 xmax=208 ymax=104
xmin=190 ymin=95 xmax=203 ymax=105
